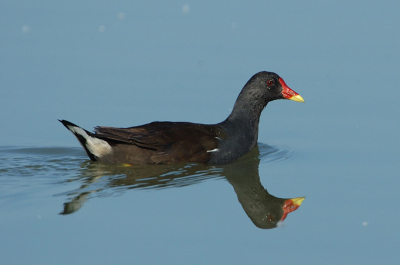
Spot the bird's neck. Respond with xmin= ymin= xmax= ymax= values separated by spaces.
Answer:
xmin=224 ymin=100 xmax=268 ymax=134
xmin=219 ymin=101 xmax=268 ymax=153
xmin=208 ymin=97 xmax=268 ymax=164
xmin=226 ymin=88 xmax=269 ymax=125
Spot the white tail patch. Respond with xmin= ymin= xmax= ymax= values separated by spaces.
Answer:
xmin=67 ymin=125 xmax=112 ymax=158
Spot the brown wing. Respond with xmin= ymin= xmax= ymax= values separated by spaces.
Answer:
xmin=94 ymin=122 xmax=227 ymax=164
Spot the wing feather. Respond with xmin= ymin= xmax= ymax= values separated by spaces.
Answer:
xmin=94 ymin=122 xmax=227 ymax=162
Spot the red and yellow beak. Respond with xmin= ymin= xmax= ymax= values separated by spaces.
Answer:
xmin=279 ymin=78 xmax=305 ymax=103
xmin=280 ymin=197 xmax=305 ymax=221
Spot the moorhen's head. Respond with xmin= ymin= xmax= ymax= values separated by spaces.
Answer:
xmin=229 ymin=71 xmax=304 ymax=122
xmin=242 ymin=71 xmax=305 ymax=104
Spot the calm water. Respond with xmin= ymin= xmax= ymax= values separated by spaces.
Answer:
xmin=1 ymin=0 xmax=400 ymax=264
xmin=0 ymin=143 xmax=294 ymax=218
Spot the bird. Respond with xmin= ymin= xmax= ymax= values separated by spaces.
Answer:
xmin=59 ymin=71 xmax=304 ymax=165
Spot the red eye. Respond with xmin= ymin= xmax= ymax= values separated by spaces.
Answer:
xmin=266 ymin=79 xmax=274 ymax=87
xmin=267 ymin=214 xmax=275 ymax=223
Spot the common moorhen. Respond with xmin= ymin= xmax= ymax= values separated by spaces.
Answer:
xmin=59 ymin=71 xmax=304 ymax=165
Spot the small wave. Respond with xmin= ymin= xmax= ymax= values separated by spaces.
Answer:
xmin=258 ymin=142 xmax=299 ymax=164
xmin=0 ymin=146 xmax=87 ymax=180
xmin=0 ymin=146 xmax=86 ymax=157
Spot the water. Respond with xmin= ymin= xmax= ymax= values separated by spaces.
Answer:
xmin=1 ymin=0 xmax=400 ymax=264
xmin=0 ymin=143 xmax=293 ymax=218
xmin=1 ymin=144 xmax=309 ymax=264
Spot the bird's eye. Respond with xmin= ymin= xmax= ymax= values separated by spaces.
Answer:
xmin=266 ymin=79 xmax=274 ymax=87
xmin=267 ymin=214 xmax=275 ymax=223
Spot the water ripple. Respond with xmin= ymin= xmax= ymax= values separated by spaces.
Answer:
xmin=0 ymin=143 xmax=299 ymax=210
xmin=258 ymin=142 xmax=299 ymax=164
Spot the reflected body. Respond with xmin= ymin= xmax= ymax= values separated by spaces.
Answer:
xmin=61 ymin=144 xmax=305 ymax=229
xmin=60 ymin=71 xmax=304 ymax=165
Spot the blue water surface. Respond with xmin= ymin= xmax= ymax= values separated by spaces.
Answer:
xmin=1 ymin=0 xmax=399 ymax=264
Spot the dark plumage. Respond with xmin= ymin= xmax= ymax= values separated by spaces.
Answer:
xmin=59 ymin=71 xmax=304 ymax=165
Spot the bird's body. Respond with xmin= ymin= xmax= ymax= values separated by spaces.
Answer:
xmin=60 ymin=71 xmax=304 ymax=165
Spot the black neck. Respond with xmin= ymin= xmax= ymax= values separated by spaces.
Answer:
xmin=213 ymin=101 xmax=268 ymax=164
xmin=222 ymin=97 xmax=269 ymax=141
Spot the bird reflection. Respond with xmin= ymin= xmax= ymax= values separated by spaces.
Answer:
xmin=224 ymin=154 xmax=304 ymax=229
xmin=60 ymin=143 xmax=304 ymax=229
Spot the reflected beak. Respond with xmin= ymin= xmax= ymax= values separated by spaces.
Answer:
xmin=279 ymin=78 xmax=305 ymax=103
xmin=280 ymin=197 xmax=306 ymax=221
xmin=291 ymin=197 xmax=306 ymax=206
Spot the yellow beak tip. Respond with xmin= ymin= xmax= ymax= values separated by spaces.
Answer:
xmin=289 ymin=94 xmax=305 ymax=103
xmin=291 ymin=197 xmax=306 ymax=206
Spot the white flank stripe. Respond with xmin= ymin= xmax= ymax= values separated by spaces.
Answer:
xmin=68 ymin=125 xmax=112 ymax=158
xmin=207 ymin=148 xmax=219 ymax=153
